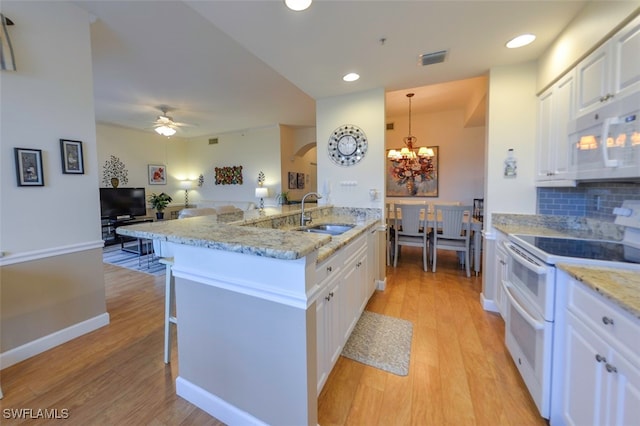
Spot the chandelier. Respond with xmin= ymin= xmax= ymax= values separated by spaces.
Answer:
xmin=387 ymin=93 xmax=435 ymax=195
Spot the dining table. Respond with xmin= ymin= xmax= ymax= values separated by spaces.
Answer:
xmin=388 ymin=206 xmax=483 ymax=275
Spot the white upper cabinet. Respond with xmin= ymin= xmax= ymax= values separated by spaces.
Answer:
xmin=576 ymin=14 xmax=640 ymax=118
xmin=536 ymin=70 xmax=576 ymax=185
xmin=611 ymin=14 xmax=640 ymax=102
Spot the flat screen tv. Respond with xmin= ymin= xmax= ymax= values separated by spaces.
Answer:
xmin=100 ymin=187 xmax=147 ymax=219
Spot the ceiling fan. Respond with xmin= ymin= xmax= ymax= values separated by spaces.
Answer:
xmin=152 ymin=105 xmax=189 ymax=137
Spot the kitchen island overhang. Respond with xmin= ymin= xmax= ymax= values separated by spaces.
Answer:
xmin=116 ymin=206 xmax=382 ymax=426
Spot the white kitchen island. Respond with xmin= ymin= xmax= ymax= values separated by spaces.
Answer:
xmin=117 ymin=206 xmax=382 ymax=425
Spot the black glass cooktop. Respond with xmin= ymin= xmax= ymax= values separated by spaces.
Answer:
xmin=516 ymin=235 xmax=640 ymax=264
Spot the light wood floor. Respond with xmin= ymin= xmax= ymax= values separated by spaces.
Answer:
xmin=0 ymin=248 xmax=546 ymax=425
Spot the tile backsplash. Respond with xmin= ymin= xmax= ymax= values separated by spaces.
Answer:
xmin=538 ymin=182 xmax=640 ymax=221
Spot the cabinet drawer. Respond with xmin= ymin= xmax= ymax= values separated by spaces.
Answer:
xmin=567 ymin=277 xmax=639 ymax=358
xmin=316 ymin=257 xmax=341 ymax=286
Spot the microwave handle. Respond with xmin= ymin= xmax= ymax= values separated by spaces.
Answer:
xmin=601 ymin=117 xmax=620 ymax=168
xmin=504 ymin=284 xmax=545 ymax=330
xmin=504 ymin=243 xmax=547 ymax=275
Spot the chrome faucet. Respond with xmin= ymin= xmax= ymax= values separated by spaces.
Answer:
xmin=300 ymin=192 xmax=322 ymax=226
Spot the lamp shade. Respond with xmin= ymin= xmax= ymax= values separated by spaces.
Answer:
xmin=179 ymin=180 xmax=193 ymax=190
xmin=255 ymin=187 xmax=268 ymax=198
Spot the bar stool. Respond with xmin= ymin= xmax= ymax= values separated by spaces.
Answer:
xmin=159 ymin=257 xmax=176 ymax=364
xmin=154 ymin=238 xmax=177 ymax=364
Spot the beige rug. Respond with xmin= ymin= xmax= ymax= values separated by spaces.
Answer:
xmin=341 ymin=311 xmax=413 ymax=376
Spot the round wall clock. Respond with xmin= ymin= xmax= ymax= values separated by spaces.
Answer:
xmin=327 ymin=124 xmax=368 ymax=166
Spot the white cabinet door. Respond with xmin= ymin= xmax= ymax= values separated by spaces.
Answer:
xmin=494 ymin=238 xmax=508 ymax=318
xmin=607 ymin=348 xmax=640 ymax=426
xmin=576 ymin=42 xmax=611 ymax=117
xmin=610 ymin=14 xmax=640 ymax=102
xmin=316 ymin=285 xmax=329 ymax=394
xmin=575 ymin=15 xmax=640 ymax=118
xmin=562 ymin=312 xmax=609 ymax=426
xmin=537 ymin=88 xmax=554 ymax=180
xmin=536 ymin=71 xmax=575 ymax=184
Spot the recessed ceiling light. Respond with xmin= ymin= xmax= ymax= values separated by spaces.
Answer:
xmin=284 ymin=0 xmax=312 ymax=11
xmin=506 ymin=34 xmax=536 ymax=49
xmin=343 ymin=73 xmax=360 ymax=82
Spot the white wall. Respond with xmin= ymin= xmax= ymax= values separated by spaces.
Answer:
xmin=385 ymin=109 xmax=485 ymax=206
xmin=280 ymin=126 xmax=318 ymax=202
xmin=96 ymin=123 xmax=190 ymax=209
xmin=186 ymin=126 xmax=282 ymax=206
xmin=316 ymin=88 xmax=386 ymax=210
xmin=1 ymin=2 xmax=101 ymax=253
xmin=1 ymin=1 xmax=108 ymax=358
xmin=537 ymin=2 xmax=640 ymax=92
xmin=484 ymin=62 xmax=538 ymax=233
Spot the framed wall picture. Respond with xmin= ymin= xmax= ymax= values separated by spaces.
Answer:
xmin=14 ymin=148 xmax=44 ymax=186
xmin=288 ymin=172 xmax=297 ymax=189
xmin=148 ymin=164 xmax=167 ymax=185
xmin=297 ymin=172 xmax=305 ymax=189
xmin=60 ymin=139 xmax=84 ymax=174
xmin=386 ymin=146 xmax=439 ymax=197
xmin=214 ymin=166 xmax=243 ymax=185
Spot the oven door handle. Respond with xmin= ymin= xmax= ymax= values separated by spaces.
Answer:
xmin=504 ymin=243 xmax=547 ymax=275
xmin=504 ymin=283 xmax=545 ymax=331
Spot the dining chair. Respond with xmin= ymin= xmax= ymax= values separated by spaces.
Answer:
xmin=430 ymin=205 xmax=472 ymax=277
xmin=393 ymin=204 xmax=429 ymax=271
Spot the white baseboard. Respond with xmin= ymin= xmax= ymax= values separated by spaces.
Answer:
xmin=480 ymin=292 xmax=499 ymax=313
xmin=176 ymin=377 xmax=268 ymax=426
xmin=0 ymin=313 xmax=110 ymax=369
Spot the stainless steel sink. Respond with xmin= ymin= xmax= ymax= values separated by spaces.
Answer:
xmin=297 ymin=223 xmax=355 ymax=236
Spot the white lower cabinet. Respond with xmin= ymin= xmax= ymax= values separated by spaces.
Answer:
xmin=316 ymin=233 xmax=371 ymax=394
xmin=494 ymin=231 xmax=509 ymax=318
xmin=552 ymin=271 xmax=640 ymax=426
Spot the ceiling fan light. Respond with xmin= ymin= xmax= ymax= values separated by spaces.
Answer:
xmin=155 ymin=125 xmax=176 ymax=137
xmin=284 ymin=0 xmax=312 ymax=11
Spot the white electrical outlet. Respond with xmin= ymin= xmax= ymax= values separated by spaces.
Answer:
xmin=614 ymin=200 xmax=640 ymax=227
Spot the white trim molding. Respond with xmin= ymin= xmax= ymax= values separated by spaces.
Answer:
xmin=0 ymin=240 xmax=104 ymax=266
xmin=0 ymin=313 xmax=110 ymax=369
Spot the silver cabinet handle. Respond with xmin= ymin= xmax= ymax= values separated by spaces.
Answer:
xmin=595 ymin=354 xmax=606 ymax=363
xmin=602 ymin=316 xmax=615 ymax=326
xmin=605 ymin=363 xmax=618 ymax=374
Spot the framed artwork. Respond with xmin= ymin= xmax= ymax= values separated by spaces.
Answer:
xmin=288 ymin=172 xmax=297 ymax=189
xmin=14 ymin=148 xmax=44 ymax=187
xmin=386 ymin=146 xmax=439 ymax=197
xmin=214 ymin=166 xmax=243 ymax=185
xmin=60 ymin=139 xmax=84 ymax=174
xmin=148 ymin=164 xmax=167 ymax=185
xmin=297 ymin=172 xmax=305 ymax=189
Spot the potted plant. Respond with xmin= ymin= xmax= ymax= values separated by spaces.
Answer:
xmin=148 ymin=192 xmax=172 ymax=219
xmin=276 ymin=191 xmax=289 ymax=205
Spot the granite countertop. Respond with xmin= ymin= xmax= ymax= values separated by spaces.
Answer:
xmin=116 ymin=206 xmax=381 ymax=262
xmin=557 ymin=263 xmax=640 ymax=320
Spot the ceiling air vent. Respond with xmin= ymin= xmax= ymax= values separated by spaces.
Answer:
xmin=208 ymin=138 xmax=218 ymax=145
xmin=386 ymin=122 xmax=394 ymax=130
xmin=419 ymin=50 xmax=448 ymax=66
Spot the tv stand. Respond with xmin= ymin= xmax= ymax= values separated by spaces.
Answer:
xmin=102 ymin=217 xmax=153 ymax=246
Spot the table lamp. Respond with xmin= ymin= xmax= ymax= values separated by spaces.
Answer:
xmin=255 ymin=187 xmax=268 ymax=210
xmin=180 ymin=180 xmax=193 ymax=207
